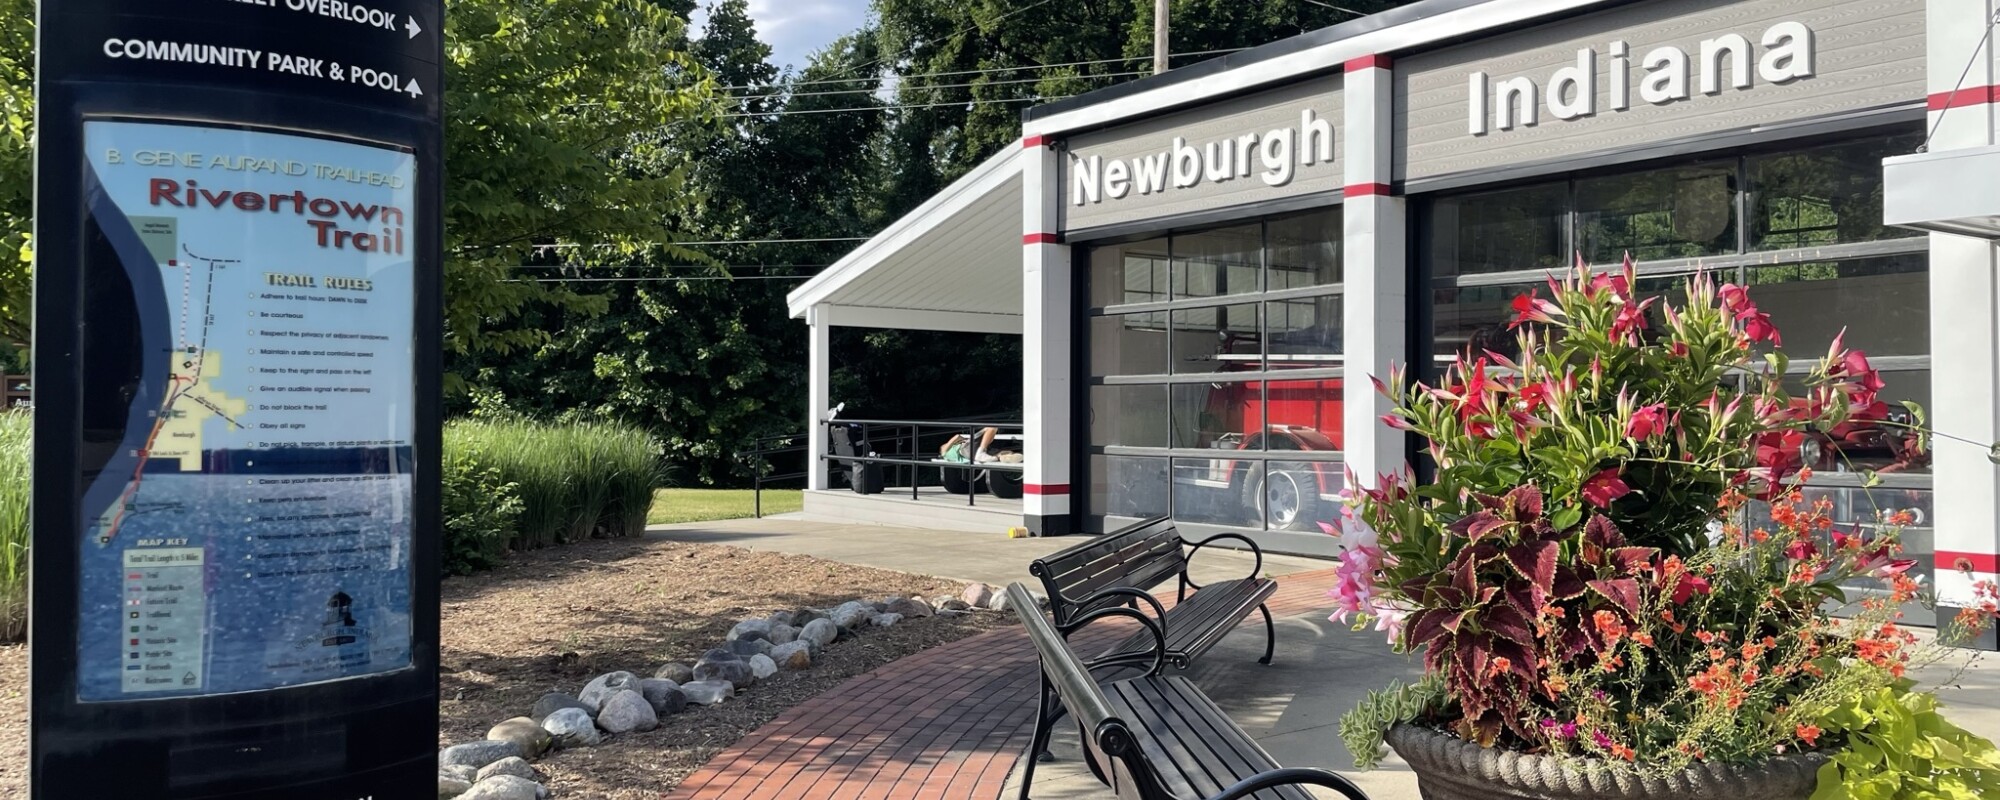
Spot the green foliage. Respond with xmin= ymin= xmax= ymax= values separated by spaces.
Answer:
xmin=0 ymin=411 xmax=25 ymax=640
xmin=442 ymin=0 xmax=715 ymax=365
xmin=0 ymin=0 xmax=33 ymax=346
xmin=445 ymin=418 xmax=663 ymax=551
xmin=1341 ymin=674 xmax=1446 ymax=769
xmin=1809 ymin=683 xmax=2000 ymax=800
xmin=441 ymin=440 xmax=524 ymax=575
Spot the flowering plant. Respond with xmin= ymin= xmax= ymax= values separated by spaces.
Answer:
xmin=1336 ymin=258 xmax=1998 ymax=788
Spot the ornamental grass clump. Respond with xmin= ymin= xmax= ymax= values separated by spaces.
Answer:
xmin=1337 ymin=257 xmax=2000 ymax=796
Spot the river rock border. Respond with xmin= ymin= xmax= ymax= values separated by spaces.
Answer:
xmin=437 ymin=583 xmax=1023 ymax=799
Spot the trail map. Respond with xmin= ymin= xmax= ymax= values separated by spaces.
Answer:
xmin=75 ymin=121 xmax=416 ymax=700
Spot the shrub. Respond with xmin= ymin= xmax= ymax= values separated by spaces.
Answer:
xmin=444 ymin=418 xmax=662 ymax=552
xmin=0 ymin=411 xmax=24 ymax=640
xmin=442 ymin=441 xmax=523 ymax=576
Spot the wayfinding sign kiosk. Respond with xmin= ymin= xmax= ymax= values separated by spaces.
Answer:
xmin=30 ymin=2 xmax=443 ymax=797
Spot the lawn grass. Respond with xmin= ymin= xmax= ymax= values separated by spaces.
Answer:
xmin=647 ymin=488 xmax=802 ymax=525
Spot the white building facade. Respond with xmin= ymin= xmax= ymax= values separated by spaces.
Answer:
xmin=789 ymin=0 xmax=2000 ymax=638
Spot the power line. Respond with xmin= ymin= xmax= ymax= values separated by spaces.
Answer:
xmin=711 ymin=48 xmax=1245 ymax=93
xmin=510 ymin=275 xmax=812 ymax=283
xmin=814 ymin=0 xmax=1066 ymax=87
xmin=531 ymin=238 xmax=867 ymax=249
xmin=508 ymin=264 xmax=828 ymax=270
xmin=721 ymin=95 xmax=1046 ymax=120
xmin=733 ymin=69 xmax=1148 ymax=103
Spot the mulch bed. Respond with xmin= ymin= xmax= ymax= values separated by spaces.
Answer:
xmin=0 ymin=536 xmax=1013 ymax=799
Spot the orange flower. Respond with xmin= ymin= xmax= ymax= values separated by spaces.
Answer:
xmin=1796 ymin=724 xmax=1822 ymax=747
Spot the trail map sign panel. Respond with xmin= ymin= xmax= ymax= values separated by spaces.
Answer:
xmin=32 ymin=0 xmax=442 ymax=797
xmin=76 ymin=122 xmax=418 ymax=700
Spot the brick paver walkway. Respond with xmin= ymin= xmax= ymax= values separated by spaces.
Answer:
xmin=667 ymin=568 xmax=1339 ymax=800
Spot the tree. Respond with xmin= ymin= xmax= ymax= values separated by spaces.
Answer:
xmin=0 ymin=0 xmax=33 ymax=347
xmin=443 ymin=0 xmax=716 ymax=368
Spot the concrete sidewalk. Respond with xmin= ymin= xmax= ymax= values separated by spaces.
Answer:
xmin=650 ymin=517 xmax=2000 ymax=800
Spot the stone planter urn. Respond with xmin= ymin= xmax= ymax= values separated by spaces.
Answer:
xmin=1385 ymin=723 xmax=1826 ymax=800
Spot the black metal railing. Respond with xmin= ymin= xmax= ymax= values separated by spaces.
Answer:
xmin=740 ymin=415 xmax=1027 ymax=516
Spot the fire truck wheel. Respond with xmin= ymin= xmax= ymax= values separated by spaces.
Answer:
xmin=1248 ymin=463 xmax=1317 ymax=532
xmin=940 ymin=466 xmax=973 ymax=495
xmin=987 ymin=469 xmax=1025 ymax=499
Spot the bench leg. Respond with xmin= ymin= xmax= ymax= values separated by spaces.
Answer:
xmin=1257 ymin=604 xmax=1275 ymax=666
xmin=1036 ymin=691 xmax=1068 ymax=762
xmin=1021 ymin=678 xmax=1057 ymax=799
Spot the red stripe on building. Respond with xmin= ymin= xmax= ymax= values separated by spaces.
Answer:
xmin=1023 ymin=233 xmax=1060 ymax=245
xmin=1343 ymin=54 xmax=1392 ymax=72
xmin=1343 ymin=182 xmax=1393 ymax=198
xmin=1937 ymin=551 xmax=2000 ymax=574
xmin=1928 ymin=86 xmax=2000 ymax=111
xmin=1024 ymin=483 xmax=1070 ymax=496
xmin=1022 ymin=134 xmax=1047 ymax=149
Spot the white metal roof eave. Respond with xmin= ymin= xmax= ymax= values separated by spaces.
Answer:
xmin=786 ymin=147 xmax=1024 ymax=319
xmin=1022 ymin=0 xmax=1620 ymax=138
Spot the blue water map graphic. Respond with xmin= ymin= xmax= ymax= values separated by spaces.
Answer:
xmin=77 ymin=121 xmax=415 ymax=701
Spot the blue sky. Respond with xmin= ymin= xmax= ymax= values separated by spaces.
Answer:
xmin=693 ymin=0 xmax=874 ymax=72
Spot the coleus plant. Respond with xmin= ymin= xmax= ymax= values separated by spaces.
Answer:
xmin=1334 ymin=256 xmax=1932 ymax=757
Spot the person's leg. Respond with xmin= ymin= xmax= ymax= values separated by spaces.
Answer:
xmin=974 ymin=427 xmax=998 ymax=463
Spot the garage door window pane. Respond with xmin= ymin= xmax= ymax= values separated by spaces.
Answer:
xmin=1091 ymin=456 xmax=1169 ymax=524
xmin=1428 ymin=181 xmax=1567 ymax=278
xmin=1089 ymin=385 xmax=1168 ymax=448
xmin=1089 ymin=313 xmax=1169 ymax=377
xmin=1268 ymin=209 xmax=1341 ymax=288
xmin=1267 ymin=295 xmax=1342 ymax=369
xmin=1172 ymin=303 xmax=1260 ymax=374
xmin=1090 ymin=238 xmax=1170 ymax=307
xmin=1173 ymin=224 xmax=1262 ymax=300
xmin=1576 ymin=163 xmax=1736 ymax=263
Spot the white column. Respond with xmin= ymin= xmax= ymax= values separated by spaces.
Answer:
xmin=1340 ymin=55 xmax=1408 ymax=486
xmin=1023 ymin=135 xmax=1075 ymax=535
xmin=806 ymin=307 xmax=831 ymax=491
xmin=1926 ymin=0 xmax=2000 ymax=644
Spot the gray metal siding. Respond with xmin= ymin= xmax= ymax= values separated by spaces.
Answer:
xmin=1396 ymin=0 xmax=1925 ymax=183
xmin=1063 ymin=76 xmax=1345 ymax=233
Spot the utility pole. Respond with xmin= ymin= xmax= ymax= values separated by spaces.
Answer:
xmin=1153 ymin=0 xmax=1170 ymax=74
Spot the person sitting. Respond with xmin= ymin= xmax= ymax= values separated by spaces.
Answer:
xmin=942 ymin=427 xmax=999 ymax=464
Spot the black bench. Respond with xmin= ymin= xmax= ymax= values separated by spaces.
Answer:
xmin=1030 ymin=516 xmax=1278 ymax=671
xmin=1007 ymin=582 xmax=1368 ymax=800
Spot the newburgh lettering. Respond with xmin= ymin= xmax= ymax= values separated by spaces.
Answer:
xmin=1071 ymin=109 xmax=1335 ymax=207
xmin=1467 ymin=21 xmax=1816 ymax=135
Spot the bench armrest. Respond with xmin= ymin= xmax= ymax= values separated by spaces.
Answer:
xmin=1180 ymin=533 xmax=1264 ymax=596
xmin=1206 ymin=767 xmax=1371 ymax=800
xmin=1058 ymin=605 xmax=1168 ymax=677
xmin=1062 ymin=586 xmax=1168 ymax=636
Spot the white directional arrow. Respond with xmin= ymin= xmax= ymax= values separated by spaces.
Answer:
xmin=405 ymin=78 xmax=423 ymax=98
xmin=405 ymin=15 xmax=422 ymax=39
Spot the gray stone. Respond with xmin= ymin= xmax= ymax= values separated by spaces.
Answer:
xmin=938 ymin=609 xmax=972 ymax=620
xmin=485 ymin=717 xmax=552 ymax=760
xmin=653 ymin=662 xmax=694 ymax=684
xmin=988 ymin=591 xmax=1010 ymax=613
xmin=681 ymin=680 xmax=736 ymax=705
xmin=596 ymin=689 xmax=660 ymax=734
xmin=700 ymin=648 xmax=740 ymax=664
xmin=440 ymin=740 xmax=522 ymax=771
xmin=770 ymin=641 xmax=812 ymax=671
xmin=540 ymin=707 xmax=601 ymax=748
xmin=800 ymin=618 xmax=838 ymax=648
xmin=831 ymin=601 xmax=872 ymax=629
xmin=961 ymin=583 xmax=996 ymax=609
xmin=476 ymin=757 xmax=539 ymax=783
xmin=938 ymin=598 xmax=971 ymax=612
xmin=441 ymin=765 xmax=479 ymax=784
xmin=528 ymin=692 xmax=589 ymax=723
xmin=694 ymin=658 xmax=754 ymax=688
xmin=791 ymin=608 xmax=827 ymax=627
xmin=639 ymin=678 xmax=687 ymax=715
xmin=727 ymin=637 xmax=773 ymax=657
xmin=577 ymin=670 xmax=641 ymax=713
xmin=728 ymin=618 xmax=773 ymax=641
xmin=885 ymin=597 xmax=935 ymax=619
xmin=768 ymin=624 xmax=798 ymax=645
xmin=869 ymin=600 xmax=889 ymax=613
xmin=439 ymin=776 xmax=473 ymax=799
xmin=457 ymin=775 xmax=541 ymax=800
xmin=768 ymin=610 xmax=795 ymax=627
xmin=748 ymin=653 xmax=778 ymax=680
xmin=871 ymin=613 xmax=904 ymax=628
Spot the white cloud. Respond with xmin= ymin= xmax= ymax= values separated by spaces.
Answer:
xmin=694 ymin=0 xmax=872 ymax=71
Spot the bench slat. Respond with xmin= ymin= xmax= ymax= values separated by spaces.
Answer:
xmin=1107 ymin=677 xmax=1315 ymax=800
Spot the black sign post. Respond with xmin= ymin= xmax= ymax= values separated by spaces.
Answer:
xmin=31 ymin=2 xmax=442 ymax=797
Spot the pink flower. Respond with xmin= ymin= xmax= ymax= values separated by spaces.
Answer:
xmin=1671 ymin=574 xmax=1712 ymax=605
xmin=1380 ymin=413 xmax=1412 ymax=431
xmin=1743 ymin=310 xmax=1782 ymax=345
xmin=1323 ymin=499 xmax=1407 ymax=644
xmin=1626 ymin=403 xmax=1668 ymax=440
xmin=1785 ymin=538 xmax=1818 ymax=561
xmin=1718 ymin=283 xmax=1751 ymax=315
xmin=1581 ymin=468 xmax=1632 ymax=508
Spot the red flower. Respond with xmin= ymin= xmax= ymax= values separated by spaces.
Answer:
xmin=1784 ymin=538 xmax=1818 ymax=561
xmin=1581 ymin=468 xmax=1632 ymax=508
xmin=1717 ymin=283 xmax=1750 ymax=315
xmin=1796 ymin=724 xmax=1822 ymax=747
xmin=1671 ymin=574 xmax=1712 ymax=605
xmin=1626 ymin=403 xmax=1668 ymax=440
xmin=1742 ymin=310 xmax=1782 ymax=345
xmin=1510 ymin=292 xmax=1560 ymax=328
